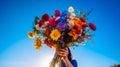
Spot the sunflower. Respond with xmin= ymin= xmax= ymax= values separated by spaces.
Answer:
xmin=34 ymin=38 xmax=42 ymax=50
xmin=28 ymin=32 xmax=35 ymax=38
xmin=50 ymin=29 xmax=61 ymax=41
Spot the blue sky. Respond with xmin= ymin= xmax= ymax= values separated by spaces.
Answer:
xmin=0 ymin=0 xmax=120 ymax=67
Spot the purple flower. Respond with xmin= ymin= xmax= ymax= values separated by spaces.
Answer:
xmin=59 ymin=37 xmax=65 ymax=44
xmin=56 ymin=22 xmax=67 ymax=31
xmin=58 ymin=16 xmax=66 ymax=23
xmin=57 ymin=11 xmax=70 ymax=23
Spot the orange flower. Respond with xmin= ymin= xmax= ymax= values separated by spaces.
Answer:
xmin=51 ymin=44 xmax=57 ymax=49
xmin=74 ymin=18 xmax=82 ymax=30
xmin=68 ymin=29 xmax=78 ymax=40
xmin=28 ymin=32 xmax=35 ymax=38
xmin=67 ymin=42 xmax=73 ymax=47
xmin=34 ymin=38 xmax=42 ymax=50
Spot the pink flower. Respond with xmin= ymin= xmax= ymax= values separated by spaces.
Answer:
xmin=89 ymin=23 xmax=96 ymax=31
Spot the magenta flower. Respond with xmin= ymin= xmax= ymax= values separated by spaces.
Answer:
xmin=49 ymin=18 xmax=58 ymax=27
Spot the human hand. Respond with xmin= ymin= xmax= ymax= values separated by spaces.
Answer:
xmin=55 ymin=48 xmax=69 ymax=59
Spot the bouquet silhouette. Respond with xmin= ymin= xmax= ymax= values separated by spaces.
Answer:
xmin=28 ymin=6 xmax=96 ymax=67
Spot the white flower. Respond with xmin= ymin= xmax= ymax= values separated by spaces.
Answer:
xmin=68 ymin=6 xmax=74 ymax=13
xmin=70 ymin=13 xmax=76 ymax=19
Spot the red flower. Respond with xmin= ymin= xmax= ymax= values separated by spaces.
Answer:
xmin=41 ymin=14 xmax=50 ymax=21
xmin=55 ymin=10 xmax=60 ymax=17
xmin=80 ymin=17 xmax=86 ymax=22
xmin=82 ymin=23 xmax=88 ymax=27
xmin=89 ymin=23 xmax=96 ymax=31
xmin=72 ymin=29 xmax=81 ymax=34
xmin=49 ymin=18 xmax=58 ymax=27
xmin=45 ymin=28 xmax=50 ymax=36
xmin=75 ymin=30 xmax=81 ymax=34
xmin=39 ymin=19 xmax=45 ymax=27
xmin=44 ymin=38 xmax=54 ymax=48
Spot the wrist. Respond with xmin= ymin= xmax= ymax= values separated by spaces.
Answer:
xmin=64 ymin=56 xmax=69 ymax=60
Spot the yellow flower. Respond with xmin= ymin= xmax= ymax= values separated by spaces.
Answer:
xmin=68 ymin=6 xmax=74 ymax=13
xmin=34 ymin=30 xmax=39 ymax=37
xmin=28 ymin=32 xmax=35 ymax=38
xmin=50 ymin=29 xmax=61 ymax=41
xmin=34 ymin=38 xmax=42 ymax=50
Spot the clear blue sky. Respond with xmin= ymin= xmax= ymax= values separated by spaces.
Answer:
xmin=0 ymin=0 xmax=120 ymax=67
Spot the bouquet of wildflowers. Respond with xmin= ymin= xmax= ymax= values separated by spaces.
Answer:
xmin=28 ymin=6 xmax=96 ymax=67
